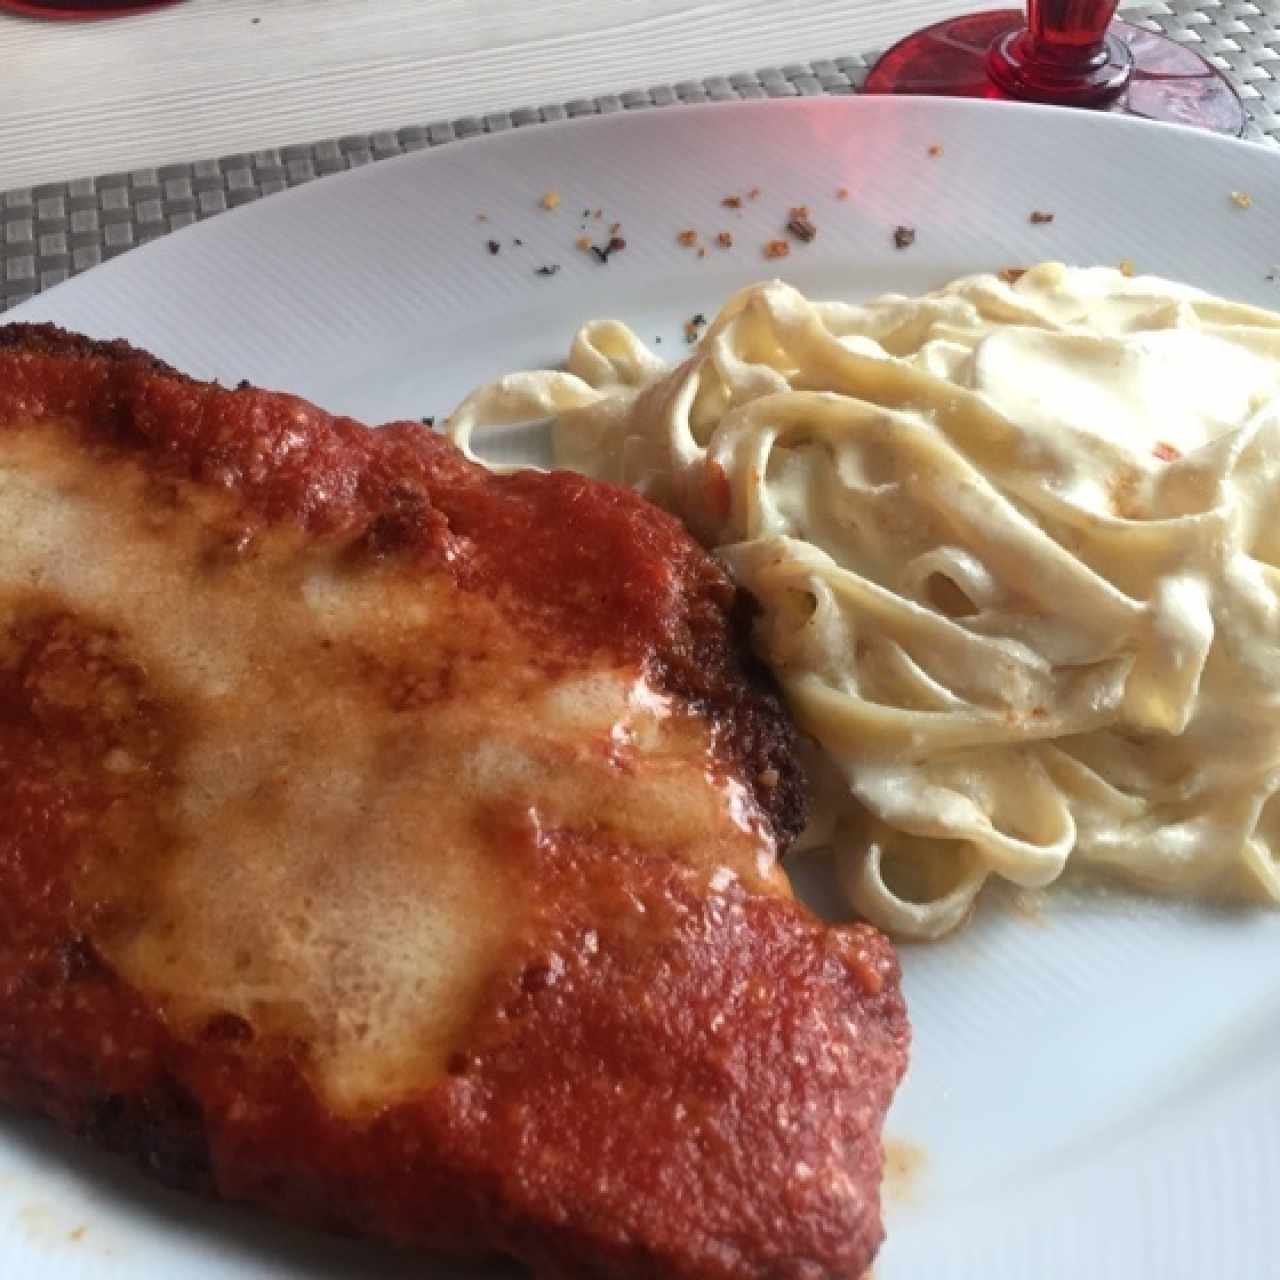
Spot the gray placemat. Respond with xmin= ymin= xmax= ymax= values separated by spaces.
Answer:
xmin=3 ymin=0 xmax=1277 ymax=313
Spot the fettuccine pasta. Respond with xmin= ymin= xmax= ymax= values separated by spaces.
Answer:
xmin=447 ymin=262 xmax=1280 ymax=938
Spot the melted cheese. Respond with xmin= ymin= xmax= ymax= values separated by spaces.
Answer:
xmin=0 ymin=424 xmax=783 ymax=1112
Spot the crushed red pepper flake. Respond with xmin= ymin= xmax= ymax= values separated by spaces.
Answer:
xmin=677 ymin=229 xmax=698 ymax=247
xmin=893 ymin=225 xmax=916 ymax=249
xmin=722 ymin=195 xmax=743 ymax=209
xmin=764 ymin=239 xmax=790 ymax=260
xmin=704 ymin=460 xmax=732 ymax=521
xmin=928 ymin=144 xmax=943 ymax=157
xmin=1153 ymin=441 xmax=1182 ymax=462
xmin=836 ymin=186 xmax=850 ymax=200
xmin=716 ymin=231 xmax=733 ymax=249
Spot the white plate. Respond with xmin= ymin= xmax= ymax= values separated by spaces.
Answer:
xmin=7 ymin=97 xmax=1280 ymax=1280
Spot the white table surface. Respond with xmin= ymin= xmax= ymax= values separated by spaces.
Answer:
xmin=1 ymin=0 xmax=977 ymax=193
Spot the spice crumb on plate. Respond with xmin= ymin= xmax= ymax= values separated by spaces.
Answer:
xmin=590 ymin=236 xmax=626 ymax=264
xmin=836 ymin=186 xmax=850 ymax=200
xmin=1118 ymin=258 xmax=1136 ymax=277
xmin=722 ymin=195 xmax=743 ymax=209
xmin=787 ymin=209 xmax=817 ymax=243
xmin=928 ymin=144 xmax=943 ymax=157
xmin=486 ymin=240 xmax=500 ymax=255
xmin=540 ymin=191 xmax=561 ymax=210
xmin=716 ymin=231 xmax=733 ymax=249
xmin=764 ymin=238 xmax=790 ymax=260
xmin=677 ymin=229 xmax=698 ymax=248
xmin=1029 ymin=210 xmax=1055 ymax=224
xmin=1231 ymin=190 xmax=1253 ymax=209
xmin=893 ymin=225 xmax=916 ymax=250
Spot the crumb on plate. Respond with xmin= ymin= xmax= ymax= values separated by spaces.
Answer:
xmin=787 ymin=211 xmax=817 ymax=243
xmin=590 ymin=236 xmax=626 ymax=264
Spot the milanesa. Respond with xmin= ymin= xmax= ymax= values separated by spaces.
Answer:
xmin=0 ymin=325 xmax=909 ymax=1280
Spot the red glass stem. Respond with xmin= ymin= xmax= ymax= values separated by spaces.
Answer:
xmin=988 ymin=0 xmax=1133 ymax=104
xmin=1026 ymin=0 xmax=1121 ymax=64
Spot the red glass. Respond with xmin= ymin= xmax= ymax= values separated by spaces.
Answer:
xmin=0 ymin=0 xmax=182 ymax=17
xmin=864 ymin=3 xmax=1246 ymax=136
xmin=989 ymin=0 xmax=1130 ymax=104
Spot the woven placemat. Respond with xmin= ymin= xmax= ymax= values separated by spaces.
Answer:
xmin=3 ymin=0 xmax=1277 ymax=312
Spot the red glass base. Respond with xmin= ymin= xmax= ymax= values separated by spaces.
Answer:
xmin=863 ymin=10 xmax=1247 ymax=136
xmin=0 ymin=0 xmax=182 ymax=17
xmin=988 ymin=26 xmax=1132 ymax=106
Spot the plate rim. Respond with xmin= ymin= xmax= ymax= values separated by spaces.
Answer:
xmin=11 ymin=94 xmax=1280 ymax=328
